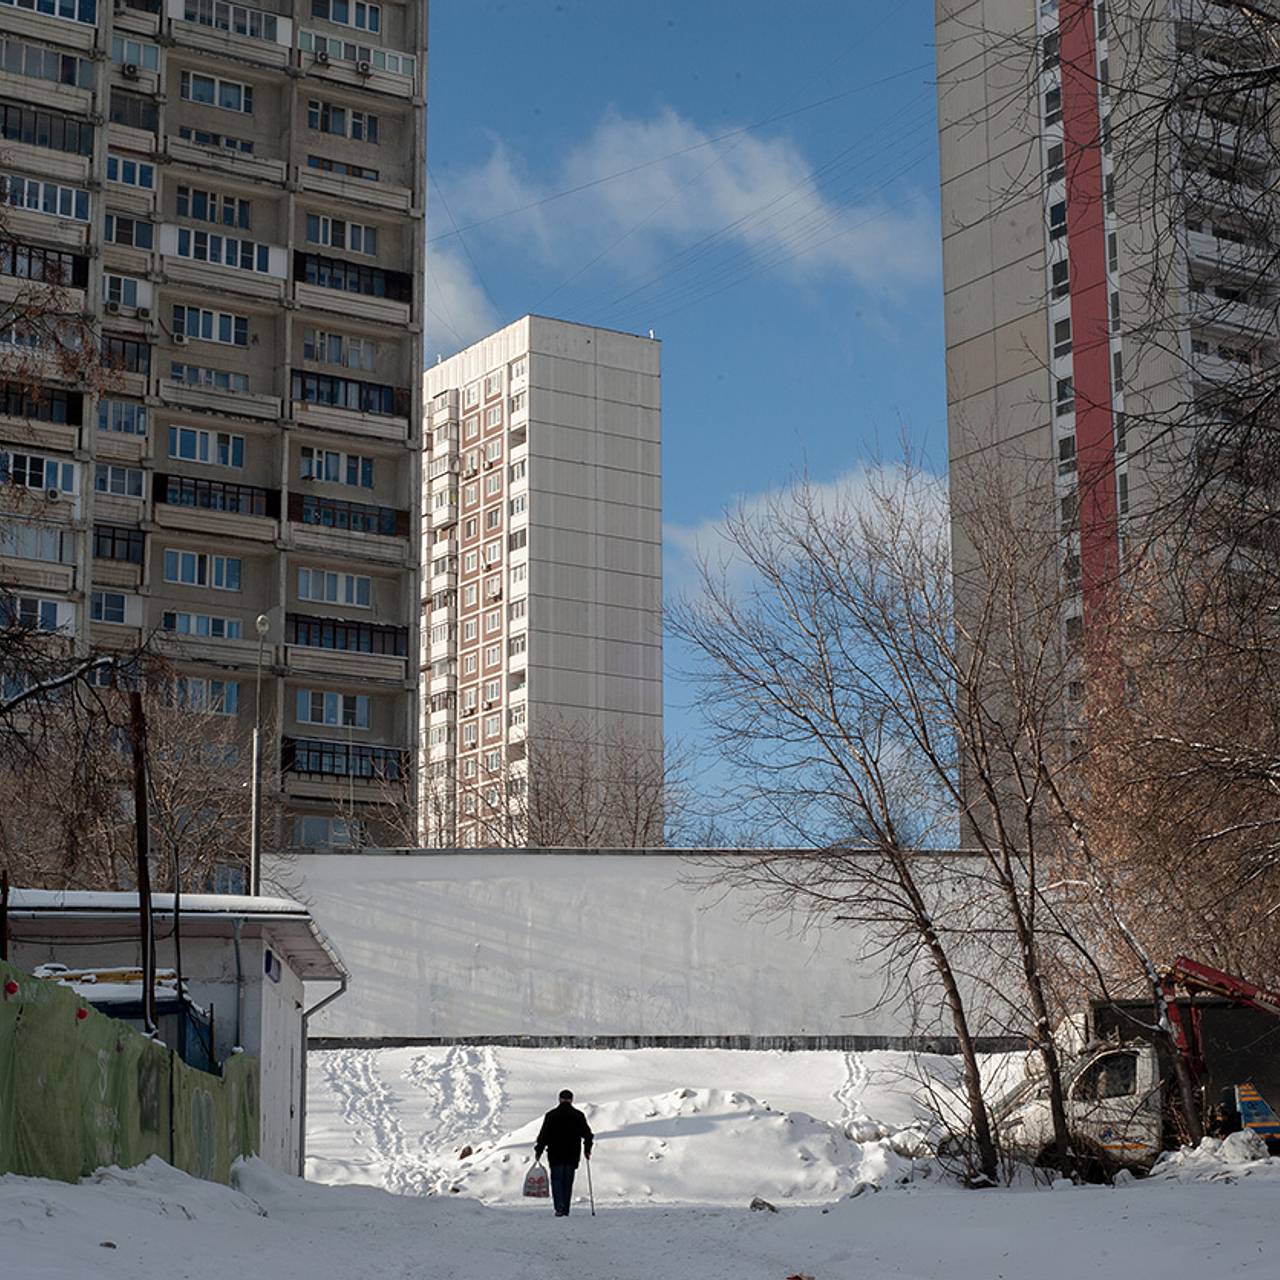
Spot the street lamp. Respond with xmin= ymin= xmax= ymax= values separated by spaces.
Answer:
xmin=249 ymin=612 xmax=270 ymax=896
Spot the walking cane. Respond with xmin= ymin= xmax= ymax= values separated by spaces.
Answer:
xmin=587 ymin=1155 xmax=596 ymax=1216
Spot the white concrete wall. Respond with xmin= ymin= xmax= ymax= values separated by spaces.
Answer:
xmin=294 ymin=852 xmax=1000 ymax=1041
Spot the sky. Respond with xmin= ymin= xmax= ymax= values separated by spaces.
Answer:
xmin=425 ymin=2 xmax=946 ymax=816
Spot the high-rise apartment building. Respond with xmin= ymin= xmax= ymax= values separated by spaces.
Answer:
xmin=936 ymin=0 xmax=1273 ymax=634
xmin=420 ymin=315 xmax=663 ymax=847
xmin=0 ymin=0 xmax=426 ymax=857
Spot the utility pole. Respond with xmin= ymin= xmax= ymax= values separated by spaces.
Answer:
xmin=1 ymin=867 xmax=9 ymax=963
xmin=130 ymin=690 xmax=157 ymax=1035
xmin=250 ymin=612 xmax=270 ymax=896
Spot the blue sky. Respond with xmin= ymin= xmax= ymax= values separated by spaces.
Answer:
xmin=425 ymin=2 xmax=945 ymax=803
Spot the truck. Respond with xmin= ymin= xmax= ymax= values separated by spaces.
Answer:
xmin=988 ymin=957 xmax=1280 ymax=1177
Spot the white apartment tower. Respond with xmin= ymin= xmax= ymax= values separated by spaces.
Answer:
xmin=0 ymin=0 xmax=427 ymax=857
xmin=420 ymin=316 xmax=663 ymax=847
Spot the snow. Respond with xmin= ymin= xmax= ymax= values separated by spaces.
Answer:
xmin=1151 ymin=1130 xmax=1280 ymax=1183
xmin=8 ymin=889 xmax=309 ymax=916
xmin=5 ymin=1146 xmax=1279 ymax=1280
xmin=31 ymin=964 xmax=186 ymax=1007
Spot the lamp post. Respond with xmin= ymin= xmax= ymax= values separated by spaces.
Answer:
xmin=249 ymin=612 xmax=270 ymax=896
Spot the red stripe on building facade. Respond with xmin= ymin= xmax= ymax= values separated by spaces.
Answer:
xmin=1059 ymin=0 xmax=1118 ymax=628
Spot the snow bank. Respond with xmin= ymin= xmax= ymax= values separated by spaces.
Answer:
xmin=1151 ymin=1130 xmax=1280 ymax=1184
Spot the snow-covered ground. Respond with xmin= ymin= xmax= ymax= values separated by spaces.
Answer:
xmin=306 ymin=1046 xmax=1026 ymax=1202
xmin=5 ymin=1142 xmax=1279 ymax=1280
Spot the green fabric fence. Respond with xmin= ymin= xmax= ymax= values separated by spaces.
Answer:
xmin=0 ymin=959 xmax=257 ymax=1184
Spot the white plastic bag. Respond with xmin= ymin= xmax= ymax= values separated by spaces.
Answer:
xmin=523 ymin=1158 xmax=549 ymax=1198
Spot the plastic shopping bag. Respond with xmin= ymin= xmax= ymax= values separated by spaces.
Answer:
xmin=523 ymin=1158 xmax=550 ymax=1198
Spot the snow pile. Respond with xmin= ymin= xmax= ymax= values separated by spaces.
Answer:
xmin=1150 ymin=1130 xmax=1280 ymax=1184
xmin=431 ymin=1087 xmax=929 ymax=1206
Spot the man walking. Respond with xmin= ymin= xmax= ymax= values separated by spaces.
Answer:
xmin=534 ymin=1089 xmax=593 ymax=1216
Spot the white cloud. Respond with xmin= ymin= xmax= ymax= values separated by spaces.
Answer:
xmin=429 ymin=105 xmax=938 ymax=342
xmin=424 ymin=242 xmax=502 ymax=360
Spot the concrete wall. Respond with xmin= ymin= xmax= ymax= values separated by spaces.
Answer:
xmin=294 ymin=851 xmax=1004 ymax=1042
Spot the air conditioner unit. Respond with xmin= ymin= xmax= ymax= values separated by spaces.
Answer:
xmin=104 ymin=300 xmax=121 ymax=315
xmin=356 ymin=59 xmax=373 ymax=76
xmin=172 ymin=332 xmax=189 ymax=346
xmin=315 ymin=48 xmax=330 ymax=65
xmin=137 ymin=306 xmax=152 ymax=321
xmin=123 ymin=63 xmax=140 ymax=80
xmin=45 ymin=487 xmax=63 ymax=503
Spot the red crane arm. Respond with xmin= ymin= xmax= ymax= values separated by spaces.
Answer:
xmin=1168 ymin=956 xmax=1280 ymax=1020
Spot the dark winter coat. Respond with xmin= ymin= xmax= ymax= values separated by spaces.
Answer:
xmin=535 ymin=1102 xmax=594 ymax=1168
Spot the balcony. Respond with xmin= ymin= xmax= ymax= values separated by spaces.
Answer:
xmin=171 ymin=3 xmax=293 ymax=70
xmin=282 ymin=736 xmax=409 ymax=782
xmin=1190 ymin=287 xmax=1277 ymax=338
xmin=290 ymin=370 xmax=411 ymax=442
xmin=292 ymin=252 xmax=413 ymax=327
xmin=154 ymin=473 xmax=280 ymax=540
xmin=164 ymin=135 xmax=287 ymax=187
xmin=160 ymin=379 xmax=283 ymax=421
xmin=1185 ymin=225 xmax=1275 ymax=277
xmin=296 ymin=164 xmax=415 ymax=215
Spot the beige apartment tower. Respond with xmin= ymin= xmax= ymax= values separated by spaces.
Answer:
xmin=0 ymin=0 xmax=426 ymax=859
xmin=420 ymin=316 xmax=663 ymax=847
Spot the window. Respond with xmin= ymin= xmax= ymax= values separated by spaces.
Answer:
xmin=295 ymin=493 xmax=402 ymax=537
xmin=1115 ymin=412 xmax=1127 ymax=454
xmin=1112 ymin=348 xmax=1124 ymax=392
xmin=464 ymin=383 xmax=480 ymax=408
xmin=307 ymin=100 xmax=380 ymax=143
xmin=462 ymin=618 xmax=477 ymax=641
xmin=104 ymin=274 xmax=142 ymax=308
xmin=0 ymin=36 xmax=92 ymax=89
xmin=509 ymin=494 xmax=527 ymax=516
xmin=2 ymin=175 xmax=89 ymax=223
xmin=95 ymin=464 xmax=144 ymax=498
xmin=305 ymin=154 xmax=377 ymax=181
xmin=1049 ymin=201 xmax=1067 ymax=240
xmin=178 ymin=125 xmax=254 ymax=155
xmin=485 ymin=608 xmax=501 ymax=633
xmin=485 ymin=438 xmax=502 ymax=462
xmin=93 ymin=524 xmax=145 ymax=564
xmin=1108 ymin=231 xmax=1118 ymax=274
xmin=463 ymin=652 xmax=478 ymax=675
xmin=311 ymin=0 xmax=381 ymax=33
xmin=1046 ymin=142 xmax=1064 ymax=184
xmin=0 ymin=518 xmax=69 ymax=563
xmin=0 ymin=593 xmax=69 ymax=632
xmin=173 ymin=676 xmax=239 ymax=715
xmin=462 ymin=722 xmax=478 ymax=747
xmin=484 ymin=540 xmax=501 ymax=565
xmin=1110 ymin=290 xmax=1121 ymax=333
xmin=0 ymin=104 xmax=94 ymax=156
xmin=508 ymin=391 xmax=526 ymax=414
xmin=106 ymin=154 xmax=155 ymax=190
xmin=183 ymin=1 xmax=280 ymax=43
xmin=303 ymin=328 xmax=376 ymax=370
xmin=508 ymin=633 xmax=526 ymax=657
xmin=485 ymin=406 xmax=502 ymax=428
xmin=463 ymin=518 xmax=478 ymax=538
xmin=485 ymin=508 xmax=501 ymax=530
xmin=105 ymin=214 xmax=154 ymax=249
xmin=176 ymin=185 xmax=252 ymax=230
xmin=102 ymin=334 xmax=150 ymax=374
xmin=170 ymin=362 xmax=249 ymax=394
xmin=290 ymin=369 xmax=406 ymax=417
xmin=1055 ymin=377 xmax=1074 ymax=416
xmin=463 ymin=483 xmax=478 ymax=505
xmin=1042 ymin=30 xmax=1059 ymax=69
xmin=110 ymin=89 xmax=158 ymax=132
xmin=180 ymin=71 xmax=254 ymax=114
xmin=1 ymin=383 xmax=81 ymax=425
xmin=1051 ymin=258 xmax=1069 ymax=299
xmin=297 ymin=567 xmax=371 ymax=607
xmin=1118 ymin=471 xmax=1129 ymax=515
xmin=0 ymin=0 xmax=97 ymax=22
xmin=1044 ymin=86 xmax=1062 ymax=126
xmin=508 ymin=528 xmax=527 ymax=552
xmin=300 ymin=446 xmax=374 ymax=488
xmin=1053 ymin=317 xmax=1072 ymax=358
xmin=509 ymin=459 xmax=527 ymax=483
xmin=464 ymin=417 xmax=480 ymax=441
xmin=91 ymin=591 xmax=127 ymax=624
xmin=298 ymin=28 xmax=416 ymax=79
xmin=175 ymin=229 xmax=272 ymax=274
xmin=1 ymin=450 xmax=75 ymax=492
xmin=1058 ymin=435 xmax=1076 ymax=470
xmin=98 ymin=400 xmax=147 ymax=436
xmin=509 ymin=598 xmax=527 ymax=622
xmin=463 ymin=583 xmax=478 ymax=606
xmin=484 ymin=714 xmax=500 ymax=738
xmin=297 ymin=688 xmax=370 ymax=729
xmin=305 ymin=214 xmax=378 ymax=255
xmin=0 ymin=243 xmax=86 ymax=288
xmin=296 ymin=253 xmax=413 ymax=303
xmin=509 ymin=358 xmax=526 ymax=381
xmin=293 ymin=815 xmax=360 ymax=849
xmin=1104 ymin=173 xmax=1114 ymax=214
xmin=172 ymin=306 xmax=248 ymax=346
xmin=1071 ymin=1052 xmax=1136 ymax=1103
xmin=168 ymin=426 xmax=245 ymax=467
xmin=163 ymin=549 xmax=241 ymax=590
xmin=485 ymin=473 xmax=502 ymax=496
xmin=484 ymin=643 xmax=500 ymax=666
xmin=287 ymin=613 xmax=407 ymax=655
xmin=463 ymin=550 xmax=478 ymax=572
xmin=511 ymin=562 xmax=527 ymax=586
xmin=162 ymin=610 xmax=242 ymax=639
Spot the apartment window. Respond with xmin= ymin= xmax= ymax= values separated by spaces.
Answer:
xmin=297 ymin=567 xmax=370 ymax=607
xmin=298 ymin=29 xmax=415 ymax=79
xmin=1042 ymin=30 xmax=1059 ymax=69
xmin=463 ymin=652 xmax=478 ymax=674
xmin=508 ymin=391 xmax=526 ymax=414
xmin=1065 ymin=615 xmax=1084 ymax=643
xmin=0 ymin=595 xmax=64 ymax=632
xmin=1055 ymin=377 xmax=1074 ymax=416
xmin=184 ymin=1 xmax=280 ymax=43
xmin=509 ymin=459 xmax=527 ymax=483
xmin=1053 ymin=317 xmax=1072 ymax=358
xmin=175 ymin=229 xmax=272 ymax=274
xmin=305 ymin=154 xmax=377 ymax=181
xmin=2 ymin=175 xmax=89 ymax=223
xmin=305 ymin=214 xmax=378 ymax=255
xmin=311 ymin=0 xmax=381 ymax=32
xmin=91 ymin=591 xmax=127 ymax=624
xmin=0 ymin=104 xmax=94 ymax=156
xmin=1049 ymin=201 xmax=1067 ymax=240
xmin=181 ymin=71 xmax=254 ymax=114
xmin=509 ymin=598 xmax=527 ymax=622
xmin=93 ymin=524 xmax=145 ymax=564
xmin=509 ymin=358 xmax=526 ymax=381
xmin=508 ymin=528 xmax=528 ymax=552
xmin=169 ymin=426 xmax=244 ymax=468
xmin=293 ymin=815 xmax=359 ymax=849
xmin=297 ymin=689 xmax=370 ymax=729
xmin=1060 ymin=491 xmax=1079 ymax=528
xmin=1108 ymin=231 xmax=1118 ymax=274
xmin=1104 ymin=173 xmax=1114 ymax=214
xmin=485 ymin=575 xmax=502 ymax=599
xmin=483 ymin=714 xmax=500 ymax=738
xmin=104 ymin=274 xmax=142 ymax=309
xmin=1044 ymin=87 xmax=1062 ymax=126
xmin=0 ymin=36 xmax=92 ymax=88
xmin=303 ymin=328 xmax=376 ymax=371
xmin=94 ymin=463 xmax=144 ymax=498
xmin=1058 ymin=435 xmax=1076 ymax=469
xmin=172 ymin=676 xmax=239 ymax=715
xmin=511 ymin=562 xmax=527 ymax=586
xmin=463 ymin=551 xmax=478 ymax=572
xmin=485 ymin=508 xmax=501 ymax=531
xmin=162 ymin=610 xmax=242 ymax=639
xmin=164 ymin=549 xmax=241 ymax=590
xmin=2 ymin=382 xmax=81 ymax=425
xmin=172 ymin=306 xmax=248 ymax=346
xmin=1115 ymin=412 xmax=1127 ymax=453
xmin=1110 ymin=291 xmax=1121 ymax=333
xmin=290 ymin=369 xmax=405 ymax=417
xmin=484 ymin=439 xmax=502 ymax=463
xmin=484 ymin=406 xmax=502 ymax=429
xmin=507 ymin=494 xmax=528 ymax=519
xmin=1112 ymin=349 xmax=1124 ymax=392
xmin=97 ymin=400 xmax=147 ymax=437
xmin=464 ymin=384 xmax=480 ymax=409
xmin=170 ymin=362 xmax=249 ymax=394
xmin=295 ymin=253 xmax=412 ymax=303
xmin=485 ymin=608 xmax=501 ymax=634
xmin=0 ymin=518 xmax=68 ymax=563
xmin=1046 ymin=143 xmax=1064 ymax=185
xmin=110 ymin=90 xmax=158 ymax=133
xmin=288 ymin=613 xmax=408 ymax=656
xmin=508 ymin=704 xmax=526 ymax=729
xmin=485 ymin=474 xmax=502 ymax=497
xmin=300 ymin=446 xmax=374 ymax=488
xmin=1 ymin=450 xmax=74 ymax=492
xmin=464 ymin=518 xmax=478 ymax=538
xmin=508 ymin=633 xmax=526 ymax=657
xmin=1097 ymin=1 xmax=1107 ymax=38
xmin=105 ymin=214 xmax=154 ymax=249
xmin=111 ymin=35 xmax=159 ymax=70
xmin=178 ymin=125 xmax=254 ymax=155
xmin=176 ymin=185 xmax=252 ymax=230
xmin=1118 ymin=471 xmax=1129 ymax=515
xmin=0 ymin=0 xmax=98 ymax=22
xmin=463 ymin=583 xmax=478 ymax=607
xmin=464 ymin=483 xmax=479 ymax=505
xmin=105 ymin=154 xmax=155 ymax=190
xmin=0 ymin=243 xmax=86 ymax=288
xmin=464 ymin=417 xmax=479 ymax=441
xmin=484 ymin=644 xmax=500 ymax=666
xmin=307 ymin=99 xmax=380 ymax=143
xmin=484 ymin=540 xmax=501 ymax=565
xmin=462 ymin=723 xmax=478 ymax=747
